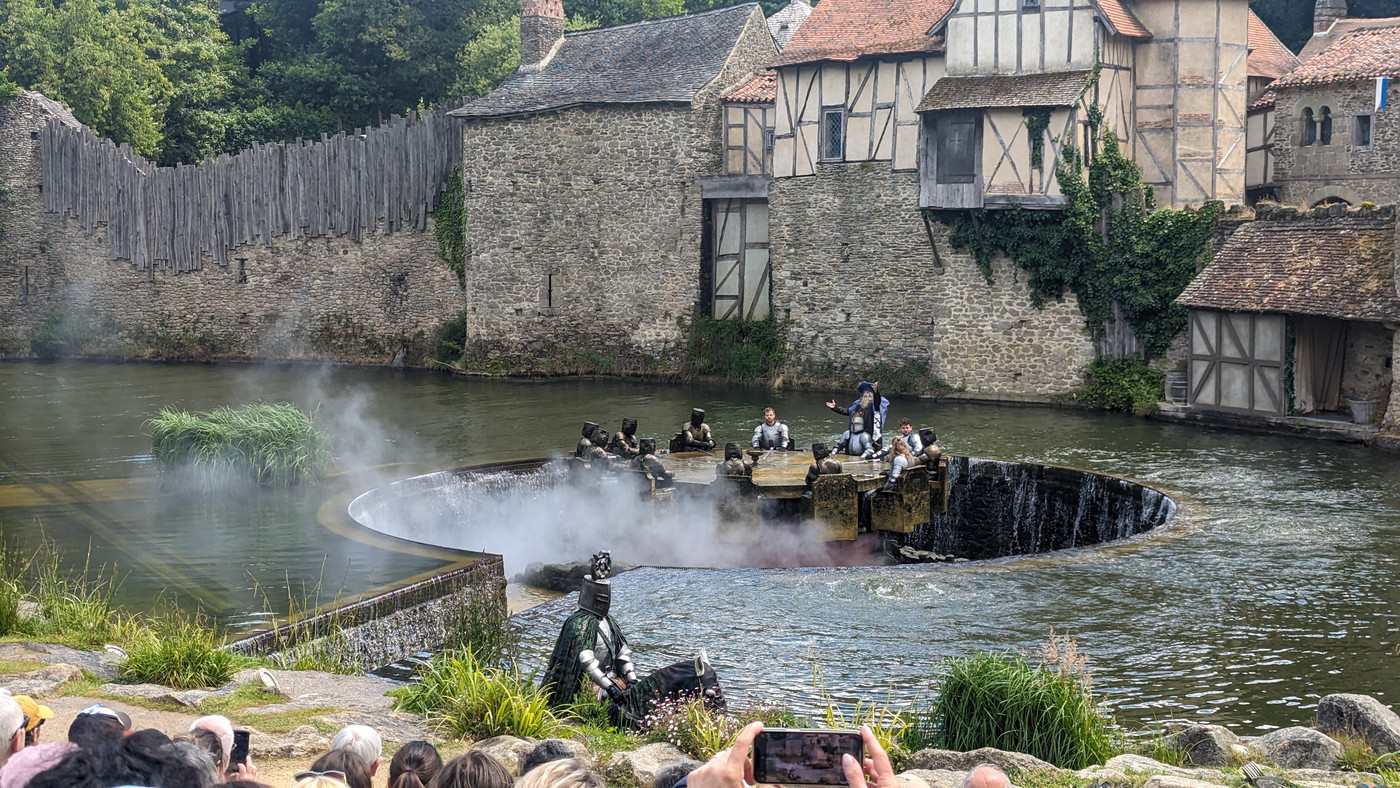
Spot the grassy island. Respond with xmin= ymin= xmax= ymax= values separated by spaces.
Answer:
xmin=147 ymin=402 xmax=329 ymax=487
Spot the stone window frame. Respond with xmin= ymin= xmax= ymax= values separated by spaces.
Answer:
xmin=819 ymin=106 xmax=846 ymax=162
xmin=1352 ymin=112 xmax=1374 ymax=148
xmin=1300 ymin=106 xmax=1317 ymax=147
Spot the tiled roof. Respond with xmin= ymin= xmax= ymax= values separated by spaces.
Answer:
xmin=1247 ymin=10 xmax=1301 ymax=80
xmin=1249 ymin=87 xmax=1277 ymax=111
xmin=1176 ymin=213 xmax=1400 ymax=322
xmin=1093 ymin=0 xmax=1151 ymax=39
xmin=724 ymin=70 xmax=776 ymax=103
xmin=767 ymin=0 xmax=813 ymax=51
xmin=917 ymin=71 xmax=1091 ymax=111
xmin=770 ymin=0 xmax=952 ymax=67
xmin=1272 ymin=22 xmax=1400 ymax=89
xmin=1299 ymin=16 xmax=1400 ymax=62
xmin=451 ymin=4 xmax=764 ymax=118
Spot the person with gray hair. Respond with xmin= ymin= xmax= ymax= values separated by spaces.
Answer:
xmin=962 ymin=764 xmax=1013 ymax=788
xmin=330 ymin=724 xmax=383 ymax=777
xmin=0 ymin=692 xmax=25 ymax=767
xmin=189 ymin=714 xmax=234 ymax=771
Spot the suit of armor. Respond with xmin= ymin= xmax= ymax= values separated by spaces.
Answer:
xmin=804 ymin=443 xmax=844 ymax=489
xmin=609 ymin=418 xmax=641 ymax=459
xmin=717 ymin=443 xmax=753 ymax=478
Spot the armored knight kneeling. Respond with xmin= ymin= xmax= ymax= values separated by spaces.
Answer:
xmin=542 ymin=552 xmax=724 ymax=728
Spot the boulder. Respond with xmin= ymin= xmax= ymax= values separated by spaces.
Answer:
xmin=0 ymin=663 xmax=83 ymax=697
xmin=1102 ymin=754 xmax=1228 ymax=781
xmin=1143 ymin=776 xmax=1229 ymax=788
xmin=1316 ymin=694 xmax=1400 ymax=754
xmin=99 ymin=682 xmax=203 ymax=708
xmin=1163 ymin=725 xmax=1241 ymax=767
xmin=1288 ymin=768 xmax=1382 ymax=785
xmin=905 ymin=748 xmax=1059 ymax=774
xmin=899 ymin=768 xmax=967 ymax=788
xmin=895 ymin=773 xmax=932 ymax=788
xmin=470 ymin=736 xmax=537 ymax=775
xmin=249 ymin=725 xmax=331 ymax=760
xmin=609 ymin=743 xmax=700 ymax=788
xmin=1248 ymin=727 xmax=1343 ymax=770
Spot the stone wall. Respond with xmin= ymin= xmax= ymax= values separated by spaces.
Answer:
xmin=0 ymin=93 xmax=463 ymax=362
xmin=1342 ymin=320 xmax=1392 ymax=408
xmin=1273 ymin=81 xmax=1400 ymax=208
xmin=458 ymin=10 xmax=775 ymax=361
xmin=768 ymin=165 xmax=1098 ymax=398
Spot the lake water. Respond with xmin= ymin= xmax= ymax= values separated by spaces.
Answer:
xmin=2 ymin=360 xmax=1398 ymax=733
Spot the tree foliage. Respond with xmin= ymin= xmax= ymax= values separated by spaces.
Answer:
xmin=940 ymin=132 xmax=1219 ymax=359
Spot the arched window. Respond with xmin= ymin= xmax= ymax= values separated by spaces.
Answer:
xmin=1301 ymin=108 xmax=1317 ymax=146
xmin=1320 ymin=106 xmax=1333 ymax=145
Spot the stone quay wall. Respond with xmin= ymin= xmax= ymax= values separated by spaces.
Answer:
xmin=0 ymin=92 xmax=463 ymax=363
xmin=227 ymin=557 xmax=506 ymax=673
xmin=768 ymin=165 xmax=1098 ymax=398
xmin=1273 ymin=81 xmax=1400 ymax=208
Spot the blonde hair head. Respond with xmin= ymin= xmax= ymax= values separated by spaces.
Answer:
xmin=515 ymin=758 xmax=606 ymax=788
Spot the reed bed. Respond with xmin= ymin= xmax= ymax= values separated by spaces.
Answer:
xmin=391 ymin=649 xmax=568 ymax=740
xmin=147 ymin=403 xmax=329 ymax=487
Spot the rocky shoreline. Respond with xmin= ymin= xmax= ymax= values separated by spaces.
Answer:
xmin=2 ymin=640 xmax=1397 ymax=788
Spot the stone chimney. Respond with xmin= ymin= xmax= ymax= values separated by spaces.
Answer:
xmin=1314 ymin=0 xmax=1346 ymax=34
xmin=520 ymin=0 xmax=565 ymax=70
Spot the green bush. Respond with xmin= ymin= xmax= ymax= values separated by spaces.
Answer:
xmin=1073 ymin=356 xmax=1165 ymax=415
xmin=432 ymin=312 xmax=467 ymax=367
xmin=28 ymin=309 xmax=111 ymax=359
xmin=147 ymin=403 xmax=330 ymax=487
xmin=390 ymin=649 xmax=567 ymax=740
xmin=925 ymin=651 xmax=1114 ymax=769
xmin=433 ymin=166 xmax=466 ymax=287
xmin=119 ymin=611 xmax=235 ymax=689
xmin=684 ymin=317 xmax=787 ymax=383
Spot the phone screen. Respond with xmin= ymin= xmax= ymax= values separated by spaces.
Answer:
xmin=752 ymin=728 xmax=863 ymax=786
xmin=227 ymin=730 xmax=251 ymax=774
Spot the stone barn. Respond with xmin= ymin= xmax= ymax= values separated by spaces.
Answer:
xmin=451 ymin=0 xmax=776 ymax=361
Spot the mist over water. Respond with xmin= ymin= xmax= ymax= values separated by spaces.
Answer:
xmin=4 ymin=362 xmax=1400 ymax=733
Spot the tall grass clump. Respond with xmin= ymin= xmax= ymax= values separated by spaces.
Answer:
xmin=925 ymin=635 xmax=1114 ymax=769
xmin=390 ymin=649 xmax=566 ymax=740
xmin=147 ymin=403 xmax=330 ymax=488
xmin=10 ymin=538 xmax=138 ymax=649
xmin=119 ymin=608 xmax=235 ymax=689
xmin=684 ymin=316 xmax=787 ymax=384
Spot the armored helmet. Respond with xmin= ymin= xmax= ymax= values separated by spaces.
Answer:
xmin=639 ymin=437 xmax=657 ymax=455
xmin=582 ymin=421 xmax=600 ymax=438
xmin=919 ymin=428 xmax=937 ymax=445
xmin=591 ymin=425 xmax=609 ymax=444
xmin=812 ymin=442 xmax=830 ymax=461
xmin=851 ymin=415 xmax=865 ymax=433
xmin=621 ymin=417 xmax=638 ymax=436
xmin=690 ymin=408 xmax=705 ymax=426
xmin=724 ymin=442 xmax=742 ymax=461
xmin=578 ymin=551 xmax=613 ymax=618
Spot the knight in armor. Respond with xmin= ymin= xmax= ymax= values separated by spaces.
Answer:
xmin=586 ymin=425 xmax=618 ymax=465
xmin=716 ymin=443 xmax=753 ymax=479
xmin=804 ymin=442 xmax=843 ymax=490
xmin=608 ymin=418 xmax=641 ymax=459
xmin=919 ymin=429 xmax=944 ymax=479
xmin=574 ymin=422 xmax=602 ymax=459
xmin=751 ymin=407 xmax=793 ymax=451
xmin=875 ymin=419 xmax=923 ymax=459
xmin=676 ymin=408 xmax=716 ymax=452
xmin=838 ymin=414 xmax=876 ymax=458
xmin=826 ymin=382 xmax=889 ymax=448
xmin=632 ymin=438 xmax=674 ymax=487
xmin=543 ymin=552 xmax=725 ymax=728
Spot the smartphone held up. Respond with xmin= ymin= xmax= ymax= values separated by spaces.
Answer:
xmin=752 ymin=728 xmax=864 ymax=786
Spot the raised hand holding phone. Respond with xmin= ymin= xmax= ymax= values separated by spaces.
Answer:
xmin=841 ymin=726 xmax=897 ymax=788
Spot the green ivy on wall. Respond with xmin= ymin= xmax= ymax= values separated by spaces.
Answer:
xmin=936 ymin=132 xmax=1219 ymax=359
xmin=1024 ymin=109 xmax=1050 ymax=170
xmin=433 ymin=164 xmax=466 ymax=287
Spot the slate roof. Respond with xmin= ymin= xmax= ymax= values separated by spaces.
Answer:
xmin=771 ymin=0 xmax=953 ymax=67
xmin=1176 ymin=214 xmax=1400 ymax=322
xmin=1247 ymin=10 xmax=1301 ymax=80
xmin=767 ymin=0 xmax=813 ymax=51
xmin=22 ymin=91 xmax=80 ymax=128
xmin=724 ymin=70 xmax=777 ymax=103
xmin=1272 ymin=22 xmax=1400 ymax=89
xmin=917 ymin=71 xmax=1091 ymax=111
xmin=450 ymin=4 xmax=763 ymax=118
xmin=1094 ymin=0 xmax=1151 ymax=39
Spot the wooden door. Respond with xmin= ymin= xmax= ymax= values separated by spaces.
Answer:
xmin=709 ymin=199 xmax=771 ymax=320
xmin=1188 ymin=309 xmax=1286 ymax=415
xmin=920 ymin=111 xmax=984 ymax=209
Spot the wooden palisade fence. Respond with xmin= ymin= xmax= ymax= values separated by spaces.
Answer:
xmin=41 ymin=105 xmax=463 ymax=274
